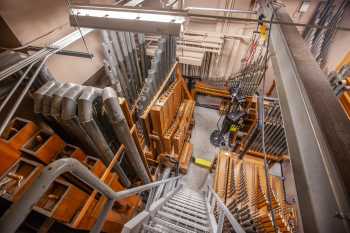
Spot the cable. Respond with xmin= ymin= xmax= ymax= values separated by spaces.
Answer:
xmin=64 ymin=0 xmax=92 ymax=61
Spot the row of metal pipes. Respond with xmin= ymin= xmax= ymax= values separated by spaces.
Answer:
xmin=102 ymin=30 xmax=148 ymax=104
xmin=33 ymin=81 xmax=151 ymax=186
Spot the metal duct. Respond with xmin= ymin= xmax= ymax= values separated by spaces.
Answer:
xmin=61 ymin=85 xmax=101 ymax=158
xmin=50 ymin=83 xmax=75 ymax=120
xmin=102 ymin=87 xmax=151 ymax=184
xmin=33 ymin=81 xmax=57 ymax=115
xmin=41 ymin=82 xmax=64 ymax=118
xmin=78 ymin=86 xmax=131 ymax=187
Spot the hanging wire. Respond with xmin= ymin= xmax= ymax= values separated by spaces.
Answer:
xmin=64 ymin=0 xmax=92 ymax=61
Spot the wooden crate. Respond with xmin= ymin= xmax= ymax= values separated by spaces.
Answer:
xmin=0 ymin=140 xmax=21 ymax=177
xmin=56 ymin=144 xmax=86 ymax=162
xmin=0 ymin=158 xmax=43 ymax=202
xmin=21 ymin=130 xmax=65 ymax=164
xmin=34 ymin=179 xmax=89 ymax=223
xmin=0 ymin=118 xmax=39 ymax=151
xmin=83 ymin=156 xmax=106 ymax=178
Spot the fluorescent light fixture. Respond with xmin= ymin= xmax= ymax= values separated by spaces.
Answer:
xmin=70 ymin=7 xmax=186 ymax=35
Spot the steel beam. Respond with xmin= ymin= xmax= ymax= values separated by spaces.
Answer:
xmin=264 ymin=6 xmax=350 ymax=233
xmin=70 ymin=6 xmax=185 ymax=35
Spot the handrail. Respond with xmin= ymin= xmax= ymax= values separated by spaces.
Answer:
xmin=0 ymin=158 xmax=181 ymax=233
xmin=206 ymin=185 xmax=246 ymax=233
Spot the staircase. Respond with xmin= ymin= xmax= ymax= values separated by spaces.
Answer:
xmin=0 ymin=158 xmax=245 ymax=233
xmin=122 ymin=178 xmax=246 ymax=233
xmin=142 ymin=187 xmax=210 ymax=233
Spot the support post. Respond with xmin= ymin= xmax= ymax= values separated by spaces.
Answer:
xmin=264 ymin=5 xmax=350 ymax=233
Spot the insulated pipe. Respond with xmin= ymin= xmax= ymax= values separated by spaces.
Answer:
xmin=102 ymin=87 xmax=151 ymax=184
xmin=50 ymin=83 xmax=75 ymax=120
xmin=33 ymin=81 xmax=57 ymax=114
xmin=41 ymin=82 xmax=64 ymax=118
xmin=78 ymin=87 xmax=131 ymax=187
xmin=61 ymin=85 xmax=101 ymax=157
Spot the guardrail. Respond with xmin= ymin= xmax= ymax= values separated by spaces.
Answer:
xmin=0 ymin=158 xmax=181 ymax=233
xmin=206 ymin=185 xmax=246 ymax=233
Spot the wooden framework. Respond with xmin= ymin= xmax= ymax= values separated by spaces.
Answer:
xmin=135 ymin=63 xmax=195 ymax=174
xmin=0 ymin=117 xmax=143 ymax=233
xmin=191 ymin=81 xmax=231 ymax=99
xmin=214 ymin=150 xmax=297 ymax=233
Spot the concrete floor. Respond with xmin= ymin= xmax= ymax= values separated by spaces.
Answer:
xmin=182 ymin=106 xmax=220 ymax=191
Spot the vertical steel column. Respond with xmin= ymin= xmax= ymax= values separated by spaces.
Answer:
xmin=264 ymin=6 xmax=350 ymax=233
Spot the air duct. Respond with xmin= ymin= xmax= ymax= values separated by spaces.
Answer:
xmin=78 ymin=87 xmax=131 ymax=187
xmin=102 ymin=87 xmax=151 ymax=184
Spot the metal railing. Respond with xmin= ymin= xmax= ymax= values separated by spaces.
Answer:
xmin=206 ymin=185 xmax=246 ymax=233
xmin=0 ymin=158 xmax=181 ymax=233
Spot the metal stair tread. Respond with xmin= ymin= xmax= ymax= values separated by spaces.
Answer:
xmin=175 ymin=192 xmax=204 ymax=199
xmin=173 ymin=194 xmax=206 ymax=203
xmin=157 ymin=210 xmax=209 ymax=232
xmin=168 ymin=198 xmax=207 ymax=210
xmin=146 ymin=222 xmax=183 ymax=233
xmin=172 ymin=195 xmax=206 ymax=205
xmin=177 ymin=191 xmax=204 ymax=199
xmin=173 ymin=195 xmax=204 ymax=203
xmin=170 ymin=198 xmax=206 ymax=209
xmin=142 ymin=224 xmax=164 ymax=233
xmin=161 ymin=206 xmax=208 ymax=224
xmin=165 ymin=201 xmax=207 ymax=215
xmin=152 ymin=216 xmax=197 ymax=233
xmin=162 ymin=205 xmax=208 ymax=219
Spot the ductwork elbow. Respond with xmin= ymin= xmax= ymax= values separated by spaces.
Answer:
xmin=78 ymin=87 xmax=102 ymax=123
xmin=33 ymin=81 xmax=57 ymax=114
xmin=102 ymin=87 xmax=124 ymax=123
xmin=42 ymin=82 xmax=63 ymax=117
xmin=50 ymin=83 xmax=75 ymax=120
xmin=61 ymin=85 xmax=84 ymax=121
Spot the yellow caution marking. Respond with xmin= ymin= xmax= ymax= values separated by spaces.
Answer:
xmin=194 ymin=157 xmax=212 ymax=169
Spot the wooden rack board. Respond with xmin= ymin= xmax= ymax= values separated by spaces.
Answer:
xmin=191 ymin=81 xmax=231 ymax=99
